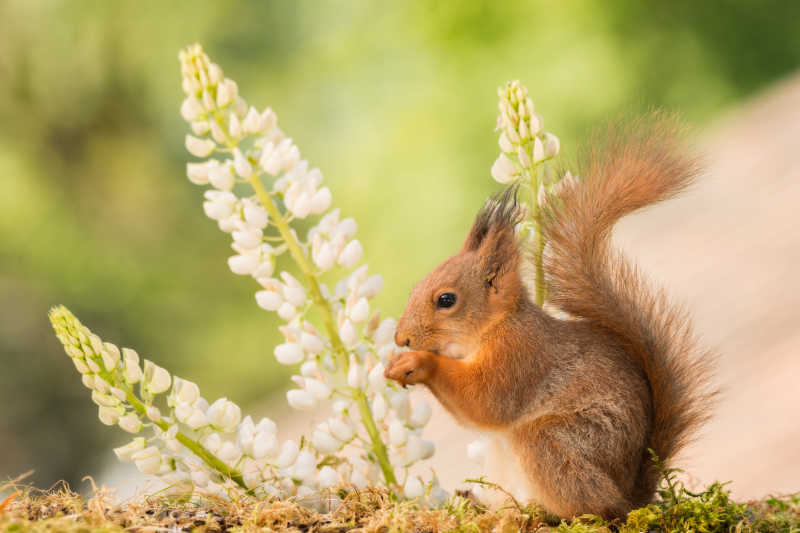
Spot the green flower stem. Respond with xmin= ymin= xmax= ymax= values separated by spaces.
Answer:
xmin=530 ymin=166 xmax=546 ymax=307
xmin=246 ymin=173 xmax=397 ymax=488
xmin=355 ymin=390 xmax=397 ymax=486
xmin=247 ymin=174 xmax=346 ymax=361
xmin=93 ymin=367 xmax=247 ymax=489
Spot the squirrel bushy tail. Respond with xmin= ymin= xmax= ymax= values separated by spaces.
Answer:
xmin=542 ymin=112 xmax=716 ymax=505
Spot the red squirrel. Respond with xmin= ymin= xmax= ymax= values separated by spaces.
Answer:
xmin=384 ymin=115 xmax=716 ymax=518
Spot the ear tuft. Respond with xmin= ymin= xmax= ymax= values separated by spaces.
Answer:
xmin=463 ymin=186 xmax=522 ymax=252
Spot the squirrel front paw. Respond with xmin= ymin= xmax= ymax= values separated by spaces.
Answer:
xmin=384 ymin=350 xmax=434 ymax=387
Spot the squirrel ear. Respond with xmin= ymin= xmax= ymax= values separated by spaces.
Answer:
xmin=462 ymin=191 xmax=522 ymax=290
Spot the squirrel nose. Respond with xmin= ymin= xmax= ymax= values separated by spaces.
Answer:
xmin=395 ymin=333 xmax=411 ymax=347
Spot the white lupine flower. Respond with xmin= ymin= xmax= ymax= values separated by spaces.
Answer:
xmin=229 ymin=113 xmax=242 ymax=139
xmin=228 ymin=253 xmax=260 ymax=275
xmin=373 ymin=318 xmax=396 ymax=347
xmin=286 ymin=388 xmax=316 ymax=410
xmin=98 ymin=405 xmax=121 ymax=425
xmin=132 ymin=446 xmax=163 ymax=475
xmin=208 ymin=162 xmax=235 ymax=191
xmin=274 ymin=342 xmax=304 ymax=365
xmin=300 ymin=331 xmax=324 ymax=355
xmin=312 ymin=427 xmax=340 ymax=453
xmin=409 ymin=400 xmax=432 ymax=428
xmin=404 ymin=435 xmax=427 ymax=464
xmin=101 ymin=342 xmax=120 ymax=372
xmin=243 ymin=203 xmax=268 ymax=229
xmin=217 ymin=441 xmax=242 ymax=465
xmin=491 ymin=153 xmax=517 ymax=184
xmin=372 ymin=394 xmax=387 ymax=421
xmin=518 ymin=145 xmax=532 ymax=167
xmin=339 ymin=319 xmax=358 ymax=347
xmin=368 ymin=363 xmax=386 ymax=391
xmin=207 ymin=398 xmax=242 ymax=431
xmin=277 ymin=301 xmax=297 ymax=321
xmin=329 ymin=418 xmax=355 ymax=442
xmin=146 ymin=405 xmax=161 ymax=423
xmin=216 ymin=79 xmax=238 ymax=108
xmin=119 ymin=413 xmax=143 ymax=433
xmin=172 ymin=377 xmax=200 ymax=405
xmin=498 ymin=131 xmax=514 ymax=153
xmin=404 ymin=476 xmax=424 ymax=499
xmin=389 ymin=420 xmax=408 ymax=446
xmin=180 ymin=97 xmax=205 ymax=122
xmin=81 ymin=374 xmax=95 ymax=389
xmin=337 ymin=240 xmax=362 ymax=269
xmin=255 ymin=287 xmax=283 ymax=311
xmin=467 ymin=438 xmax=489 ymax=463
xmin=86 ymin=357 xmax=101 ymax=373
xmin=114 ymin=437 xmax=146 ymax=462
xmin=191 ymin=469 xmax=211 ymax=488
xmin=317 ymin=466 xmax=339 ymax=488
xmin=359 ymin=274 xmax=384 ymax=299
xmin=185 ymin=135 xmax=215 ymax=157
xmin=304 ymin=378 xmax=332 ymax=400
xmin=200 ymin=432 xmax=222 ymax=454
xmin=300 ymin=360 xmax=318 ymax=377
xmin=252 ymin=431 xmax=278 ymax=459
xmin=275 ymin=440 xmax=299 ymax=468
xmin=241 ymin=458 xmax=262 ymax=489
xmin=350 ymin=469 xmax=368 ymax=489
xmin=143 ymin=360 xmax=171 ymax=394
xmin=313 ymin=241 xmax=337 ymax=271
xmin=283 ymin=285 xmax=306 ymax=307
xmin=233 ymin=148 xmax=252 ymax=177
xmin=543 ymin=132 xmax=560 ymax=158
xmin=349 ymin=297 xmax=370 ymax=323
xmin=389 ymin=390 xmax=410 ymax=420
xmin=185 ymin=408 xmax=208 ymax=429
xmin=291 ymin=450 xmax=317 ymax=482
xmin=310 ymin=187 xmax=332 ymax=214
xmin=347 ymin=359 xmax=364 ymax=389
xmin=203 ymin=190 xmax=237 ymax=220
xmin=242 ymin=106 xmax=262 ymax=135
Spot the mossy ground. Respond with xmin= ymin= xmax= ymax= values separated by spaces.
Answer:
xmin=2 ymin=478 xmax=798 ymax=533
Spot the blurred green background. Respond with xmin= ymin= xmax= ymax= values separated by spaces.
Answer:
xmin=1 ymin=0 xmax=798 ymax=490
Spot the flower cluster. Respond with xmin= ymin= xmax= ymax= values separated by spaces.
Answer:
xmin=183 ymin=43 xmax=440 ymax=499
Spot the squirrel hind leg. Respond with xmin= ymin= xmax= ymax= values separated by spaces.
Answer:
xmin=512 ymin=419 xmax=634 ymax=519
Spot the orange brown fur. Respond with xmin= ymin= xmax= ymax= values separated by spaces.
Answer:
xmin=385 ymin=113 xmax=716 ymax=518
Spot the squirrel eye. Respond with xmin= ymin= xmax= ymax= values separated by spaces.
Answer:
xmin=436 ymin=292 xmax=457 ymax=309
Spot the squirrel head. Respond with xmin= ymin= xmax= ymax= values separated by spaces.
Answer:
xmin=396 ymin=191 xmax=527 ymax=358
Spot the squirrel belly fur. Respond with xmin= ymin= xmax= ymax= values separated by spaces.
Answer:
xmin=385 ymin=113 xmax=717 ymax=519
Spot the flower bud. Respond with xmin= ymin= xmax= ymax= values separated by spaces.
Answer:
xmin=347 ymin=359 xmax=364 ymax=389
xmin=389 ymin=420 xmax=408 ymax=446
xmin=317 ymin=466 xmax=339 ymax=488
xmin=255 ymin=288 xmax=283 ymax=311
xmin=339 ymin=319 xmax=358 ymax=347
xmin=491 ymin=153 xmax=517 ymax=184
xmin=329 ymin=418 xmax=355 ymax=442
xmin=216 ymin=79 xmax=238 ymax=108
xmin=372 ymin=318 xmax=396 ymax=346
xmin=404 ymin=476 xmax=424 ymax=499
xmin=543 ymin=132 xmax=560 ymax=158
xmin=228 ymin=253 xmax=259 ymax=275
xmin=310 ymin=187 xmax=332 ymax=215
xmin=312 ymin=428 xmax=341 ymax=453
xmin=252 ymin=430 xmax=279 ymax=459
xmin=275 ymin=440 xmax=299 ymax=468
xmin=180 ymin=97 xmax=205 ymax=122
xmin=287 ymin=388 xmax=316 ymax=410
xmin=98 ymin=405 xmax=121 ymax=425
xmin=114 ymin=437 xmax=146 ymax=462
xmin=200 ymin=432 xmax=222 ymax=454
xmin=208 ymin=163 xmax=235 ymax=191
xmin=185 ymin=408 xmax=208 ymax=429
xmin=409 ymin=400 xmax=432 ymax=428
xmin=291 ymin=451 xmax=316 ymax=482
xmin=185 ymin=135 xmax=215 ymax=158
xmin=143 ymin=360 xmax=171 ymax=394
xmin=132 ymin=446 xmax=163 ymax=475
xmin=305 ymin=378 xmax=331 ymax=400
xmin=146 ymin=405 xmax=161 ymax=423
xmin=337 ymin=240 xmax=363 ymax=269
xmin=532 ymin=136 xmax=545 ymax=164
xmin=119 ymin=413 xmax=143 ymax=433
xmin=274 ymin=342 xmax=304 ymax=365
xmin=207 ymin=398 xmax=242 ymax=432
xmin=277 ymin=302 xmax=297 ymax=321
xmin=368 ymin=363 xmax=386 ymax=391
xmin=172 ymin=377 xmax=200 ymax=406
